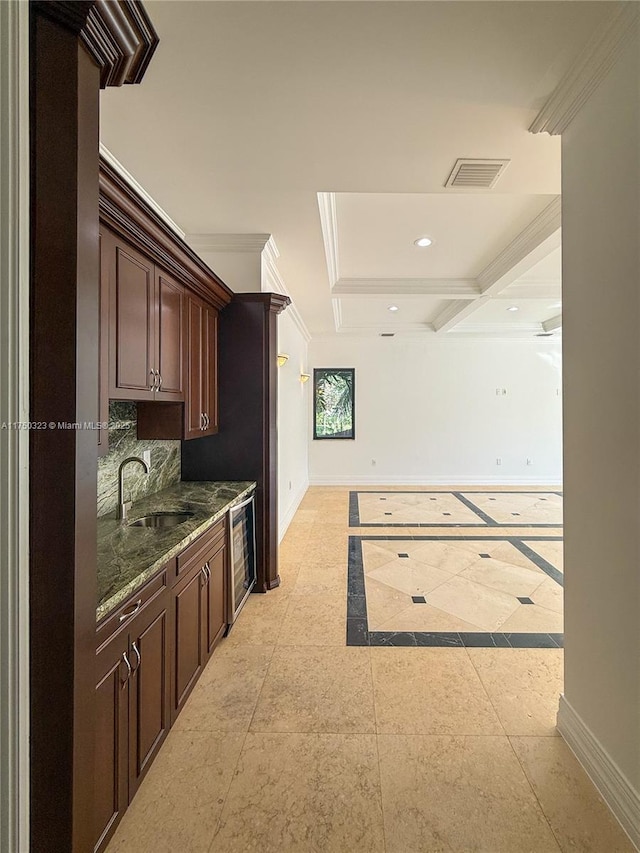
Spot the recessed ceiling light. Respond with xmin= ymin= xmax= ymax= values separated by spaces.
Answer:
xmin=507 ymin=306 xmax=519 ymax=312
xmin=388 ymin=305 xmax=399 ymax=312
xmin=414 ymin=237 xmax=432 ymax=248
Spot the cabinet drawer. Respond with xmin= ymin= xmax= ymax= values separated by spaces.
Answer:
xmin=175 ymin=517 xmax=226 ymax=582
xmin=97 ymin=570 xmax=168 ymax=647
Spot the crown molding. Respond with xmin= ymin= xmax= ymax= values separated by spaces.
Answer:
xmin=530 ymin=3 xmax=639 ymax=136
xmin=261 ymin=237 xmax=311 ymax=342
xmin=543 ymin=314 xmax=562 ymax=333
xmin=317 ymin=191 xmax=340 ymax=286
xmin=499 ymin=281 xmax=561 ymax=300
xmin=82 ymin=0 xmax=159 ymax=88
xmin=332 ymin=297 xmax=343 ymax=332
xmin=100 ymin=144 xmax=185 ymax=238
xmin=332 ymin=278 xmax=479 ymax=297
xmin=187 ymin=233 xmax=272 ymax=254
xmin=477 ymin=197 xmax=561 ymax=294
xmin=99 ymin=157 xmax=233 ymax=309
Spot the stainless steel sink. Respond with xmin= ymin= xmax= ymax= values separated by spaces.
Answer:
xmin=129 ymin=511 xmax=195 ymax=528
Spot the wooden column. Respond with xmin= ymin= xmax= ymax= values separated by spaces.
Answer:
xmin=29 ymin=3 xmax=158 ymax=851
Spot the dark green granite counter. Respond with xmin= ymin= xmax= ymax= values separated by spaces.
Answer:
xmin=97 ymin=480 xmax=255 ymax=622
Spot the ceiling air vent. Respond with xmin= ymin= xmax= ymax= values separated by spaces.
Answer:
xmin=445 ymin=158 xmax=510 ymax=189
xmin=380 ymin=333 xmax=395 ymax=337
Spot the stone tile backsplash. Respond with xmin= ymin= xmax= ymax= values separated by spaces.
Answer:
xmin=97 ymin=401 xmax=181 ymax=517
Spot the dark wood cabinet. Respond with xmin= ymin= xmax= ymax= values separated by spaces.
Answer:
xmin=104 ymin=228 xmax=184 ymax=403
xmin=184 ymin=294 xmax=218 ymax=438
xmin=98 ymin=228 xmax=111 ymax=456
xmin=171 ymin=523 xmax=227 ymax=721
xmin=94 ymin=578 xmax=171 ymax=853
xmin=137 ymin=292 xmax=218 ymax=441
xmin=94 ymin=629 xmax=129 ymax=853
xmin=182 ymin=293 xmax=289 ymax=592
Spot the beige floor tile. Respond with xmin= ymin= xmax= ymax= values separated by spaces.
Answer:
xmin=275 ymin=562 xmax=301 ymax=592
xmin=374 ymin=602 xmax=484 ymax=633
xmin=427 ymin=575 xmax=520 ymax=632
xmin=250 ymin=646 xmax=375 ymax=733
xmin=278 ymin=593 xmax=346 ymax=646
xmin=468 ymin=648 xmax=563 ymax=736
xmin=524 ymin=539 xmax=565 ymax=573
xmin=367 ymin=560 xmax=453 ymax=598
xmin=459 ymin=557 xmax=547 ymax=597
xmin=364 ymin=576 xmax=415 ymax=628
xmin=500 ymin=602 xmax=563 ymax=633
xmin=511 ymin=736 xmax=635 ymax=852
xmin=292 ymin=561 xmax=347 ymax=594
xmin=531 ymin=576 xmax=564 ymax=613
xmin=378 ymin=734 xmax=561 ymax=853
xmin=462 ymin=492 xmax=563 ymax=525
xmin=410 ymin=540 xmax=488 ymax=573
xmin=223 ymin=591 xmax=291 ymax=647
xmin=172 ymin=645 xmax=274 ymax=733
xmin=106 ymin=730 xmax=245 ymax=853
xmin=371 ymin=648 xmax=503 ymax=735
xmin=211 ymin=732 xmax=384 ymax=853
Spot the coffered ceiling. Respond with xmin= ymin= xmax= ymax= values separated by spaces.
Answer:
xmin=99 ymin=0 xmax=615 ymax=339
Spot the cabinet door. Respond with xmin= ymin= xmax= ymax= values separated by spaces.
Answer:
xmin=184 ymin=295 xmax=204 ymax=440
xmin=94 ymin=630 xmax=130 ymax=853
xmin=110 ymin=238 xmax=155 ymax=400
xmin=155 ymin=269 xmax=184 ymax=401
xmin=202 ymin=304 xmax=219 ymax=435
xmin=98 ymin=228 xmax=112 ymax=456
xmin=204 ymin=543 xmax=227 ymax=656
xmin=128 ymin=591 xmax=171 ymax=800
xmin=171 ymin=563 xmax=207 ymax=722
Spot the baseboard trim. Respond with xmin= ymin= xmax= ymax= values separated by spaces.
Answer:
xmin=557 ymin=694 xmax=640 ymax=851
xmin=278 ymin=479 xmax=309 ymax=542
xmin=308 ymin=475 xmax=563 ymax=487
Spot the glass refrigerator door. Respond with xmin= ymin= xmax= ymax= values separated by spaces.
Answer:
xmin=230 ymin=497 xmax=256 ymax=619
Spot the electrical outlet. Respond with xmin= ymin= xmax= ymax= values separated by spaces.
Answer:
xmin=371 ymin=459 xmax=376 ymax=466
xmin=526 ymin=458 xmax=532 ymax=466
xmin=496 ymin=457 xmax=502 ymax=466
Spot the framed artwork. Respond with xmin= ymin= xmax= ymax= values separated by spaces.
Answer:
xmin=313 ymin=368 xmax=355 ymax=440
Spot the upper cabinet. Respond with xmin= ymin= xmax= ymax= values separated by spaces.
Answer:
xmin=104 ymin=228 xmax=184 ymax=403
xmin=184 ymin=294 xmax=218 ymax=439
xmin=98 ymin=157 xmax=233 ymax=447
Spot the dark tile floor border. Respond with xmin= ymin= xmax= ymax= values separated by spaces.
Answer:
xmin=349 ymin=490 xmax=563 ymax=528
xmin=346 ymin=534 xmax=564 ymax=649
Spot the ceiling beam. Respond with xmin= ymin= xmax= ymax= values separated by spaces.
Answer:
xmin=332 ymin=278 xmax=479 ymax=298
xmin=432 ymin=297 xmax=490 ymax=333
xmin=476 ymin=197 xmax=561 ymax=295
xmin=543 ymin=314 xmax=562 ymax=333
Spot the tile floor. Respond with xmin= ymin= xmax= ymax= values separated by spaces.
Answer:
xmin=106 ymin=486 xmax=634 ymax=853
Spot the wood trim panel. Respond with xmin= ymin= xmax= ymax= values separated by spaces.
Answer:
xmin=99 ymin=160 xmax=233 ymax=310
xmin=82 ymin=1 xmax=159 ymax=88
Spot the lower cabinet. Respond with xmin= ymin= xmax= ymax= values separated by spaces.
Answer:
xmin=172 ymin=535 xmax=227 ymax=722
xmin=94 ymin=519 xmax=228 ymax=852
xmin=94 ymin=586 xmax=170 ymax=852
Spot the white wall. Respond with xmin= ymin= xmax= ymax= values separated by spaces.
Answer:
xmin=308 ymin=336 xmax=562 ymax=484
xmin=277 ymin=311 xmax=310 ymax=538
xmin=559 ymin=22 xmax=640 ymax=836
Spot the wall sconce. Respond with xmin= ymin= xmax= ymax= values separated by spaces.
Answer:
xmin=277 ymin=353 xmax=289 ymax=367
xmin=300 ymin=373 xmax=311 ymax=383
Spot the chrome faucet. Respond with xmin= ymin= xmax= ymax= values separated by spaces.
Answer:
xmin=117 ymin=456 xmax=151 ymax=522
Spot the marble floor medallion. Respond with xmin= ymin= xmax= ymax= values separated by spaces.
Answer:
xmin=347 ymin=535 xmax=563 ymax=648
xmin=350 ymin=490 xmax=563 ymax=528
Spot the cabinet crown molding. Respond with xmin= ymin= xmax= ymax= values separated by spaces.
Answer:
xmin=100 ymin=157 xmax=233 ymax=310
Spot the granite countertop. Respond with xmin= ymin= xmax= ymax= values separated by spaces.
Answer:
xmin=97 ymin=480 xmax=255 ymax=622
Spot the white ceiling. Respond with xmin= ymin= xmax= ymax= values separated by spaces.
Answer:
xmin=99 ymin=0 xmax=613 ymax=339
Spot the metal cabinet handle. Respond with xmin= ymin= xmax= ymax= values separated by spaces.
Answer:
xmin=121 ymin=652 xmax=132 ymax=688
xmin=205 ymin=561 xmax=211 ymax=581
xmin=158 ymin=372 xmax=163 ymax=391
xmin=204 ymin=413 xmax=209 ymax=429
xmin=149 ymin=370 xmax=156 ymax=391
xmin=200 ymin=412 xmax=204 ymax=430
xmin=200 ymin=566 xmax=207 ymax=582
xmin=131 ymin=642 xmax=141 ymax=673
xmin=119 ymin=599 xmax=142 ymax=623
